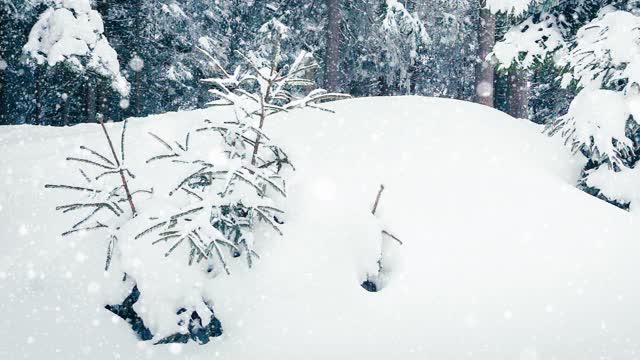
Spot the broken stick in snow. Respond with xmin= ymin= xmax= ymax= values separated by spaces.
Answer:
xmin=382 ymin=230 xmax=403 ymax=245
xmin=372 ymin=184 xmax=385 ymax=215
xmin=371 ymin=184 xmax=402 ymax=245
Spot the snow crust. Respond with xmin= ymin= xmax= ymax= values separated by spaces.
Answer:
xmin=2 ymin=97 xmax=640 ymax=359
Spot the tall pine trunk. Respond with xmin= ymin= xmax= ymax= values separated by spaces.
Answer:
xmin=474 ymin=3 xmax=495 ymax=107
xmin=325 ymin=0 xmax=341 ymax=92
xmin=34 ymin=67 xmax=45 ymax=125
xmin=0 ymin=63 xmax=4 ymax=126
xmin=507 ymin=68 xmax=528 ymax=119
xmin=85 ymin=76 xmax=97 ymax=123
xmin=0 ymin=65 xmax=4 ymax=126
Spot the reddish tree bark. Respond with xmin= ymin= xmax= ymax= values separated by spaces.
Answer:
xmin=507 ymin=68 xmax=529 ymax=119
xmin=475 ymin=4 xmax=496 ymax=107
xmin=325 ymin=0 xmax=341 ymax=92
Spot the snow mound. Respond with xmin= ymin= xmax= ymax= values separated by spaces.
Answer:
xmin=2 ymin=96 xmax=639 ymax=359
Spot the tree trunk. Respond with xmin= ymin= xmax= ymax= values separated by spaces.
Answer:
xmin=34 ymin=67 xmax=45 ymax=125
xmin=474 ymin=4 xmax=495 ymax=107
xmin=325 ymin=0 xmax=341 ymax=92
xmin=507 ymin=68 xmax=529 ymax=119
xmin=301 ymin=53 xmax=317 ymax=94
xmin=85 ymin=76 xmax=97 ymax=123
xmin=0 ymin=61 xmax=4 ymax=126
xmin=0 ymin=63 xmax=4 ymax=126
xmin=409 ymin=62 xmax=419 ymax=95
xmin=133 ymin=70 xmax=143 ymax=116
xmin=62 ymin=96 xmax=70 ymax=126
xmin=0 ymin=6 xmax=9 ymax=125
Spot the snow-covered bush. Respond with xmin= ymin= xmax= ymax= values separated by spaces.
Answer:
xmin=24 ymin=0 xmax=129 ymax=96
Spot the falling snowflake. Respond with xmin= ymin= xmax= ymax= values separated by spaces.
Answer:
xmin=129 ymin=56 xmax=145 ymax=72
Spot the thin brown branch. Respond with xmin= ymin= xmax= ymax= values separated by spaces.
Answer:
xmin=382 ymin=230 xmax=403 ymax=245
xmin=372 ymin=184 xmax=385 ymax=215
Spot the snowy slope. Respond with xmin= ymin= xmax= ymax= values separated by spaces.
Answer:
xmin=2 ymin=96 xmax=639 ymax=359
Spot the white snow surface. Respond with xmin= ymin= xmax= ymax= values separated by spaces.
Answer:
xmin=2 ymin=97 xmax=640 ymax=359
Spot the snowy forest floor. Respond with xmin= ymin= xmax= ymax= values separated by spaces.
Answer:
xmin=2 ymin=96 xmax=640 ymax=359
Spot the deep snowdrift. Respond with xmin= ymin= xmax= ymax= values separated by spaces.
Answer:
xmin=2 ymin=96 xmax=639 ymax=359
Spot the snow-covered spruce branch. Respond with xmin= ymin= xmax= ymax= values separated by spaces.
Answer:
xmin=138 ymin=128 xmax=285 ymax=273
xmin=543 ymin=11 xmax=640 ymax=172
xmin=46 ymin=119 xmax=150 ymax=270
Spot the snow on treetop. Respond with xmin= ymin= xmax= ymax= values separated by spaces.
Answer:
xmin=382 ymin=0 xmax=431 ymax=46
xmin=259 ymin=18 xmax=290 ymax=38
xmin=485 ymin=0 xmax=539 ymax=15
xmin=23 ymin=0 xmax=129 ymax=96
xmin=492 ymin=13 xmax=566 ymax=69
xmin=559 ymin=10 xmax=640 ymax=90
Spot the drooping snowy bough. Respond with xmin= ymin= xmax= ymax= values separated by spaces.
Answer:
xmin=491 ymin=2 xmax=640 ymax=210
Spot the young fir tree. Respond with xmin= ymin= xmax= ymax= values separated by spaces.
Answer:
xmin=136 ymin=20 xmax=349 ymax=272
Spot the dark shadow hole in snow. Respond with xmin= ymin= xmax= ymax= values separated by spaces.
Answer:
xmin=105 ymin=284 xmax=223 ymax=344
xmin=361 ymin=279 xmax=379 ymax=292
xmin=105 ymin=285 xmax=153 ymax=341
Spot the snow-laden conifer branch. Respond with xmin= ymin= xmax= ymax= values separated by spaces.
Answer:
xmin=46 ymin=119 xmax=151 ymax=272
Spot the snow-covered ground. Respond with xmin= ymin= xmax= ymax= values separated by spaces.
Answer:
xmin=2 ymin=96 xmax=639 ymax=359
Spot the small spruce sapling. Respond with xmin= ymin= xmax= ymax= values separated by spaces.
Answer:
xmin=137 ymin=20 xmax=348 ymax=274
xmin=46 ymin=117 xmax=150 ymax=270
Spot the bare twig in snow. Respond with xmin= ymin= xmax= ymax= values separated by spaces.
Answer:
xmin=372 ymin=184 xmax=385 ymax=215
